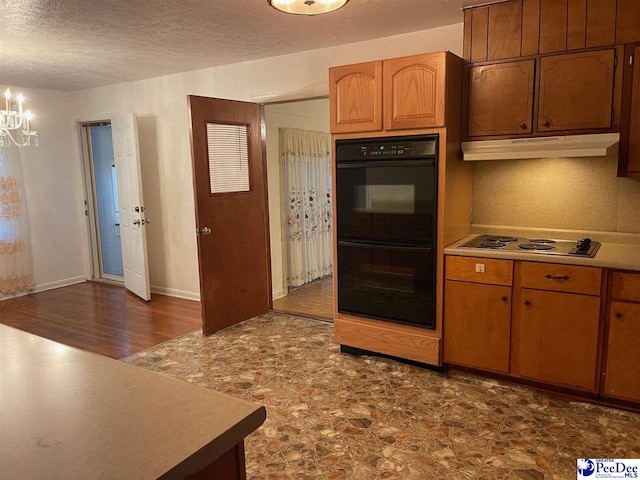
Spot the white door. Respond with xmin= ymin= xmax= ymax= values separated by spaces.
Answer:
xmin=111 ymin=114 xmax=151 ymax=301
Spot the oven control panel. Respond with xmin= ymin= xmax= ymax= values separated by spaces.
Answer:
xmin=336 ymin=135 xmax=438 ymax=161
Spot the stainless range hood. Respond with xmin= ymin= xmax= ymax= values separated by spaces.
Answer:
xmin=462 ymin=133 xmax=620 ymax=161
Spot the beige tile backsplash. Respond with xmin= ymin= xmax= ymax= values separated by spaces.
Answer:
xmin=472 ymin=156 xmax=640 ymax=234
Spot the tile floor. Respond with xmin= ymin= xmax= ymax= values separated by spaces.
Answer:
xmin=123 ymin=313 xmax=640 ymax=480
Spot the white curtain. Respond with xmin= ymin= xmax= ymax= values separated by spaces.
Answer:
xmin=280 ymin=128 xmax=332 ymax=289
xmin=0 ymin=146 xmax=33 ymax=296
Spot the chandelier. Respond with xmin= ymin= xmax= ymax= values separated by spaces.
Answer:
xmin=1 ymin=88 xmax=38 ymax=148
xmin=268 ymin=0 xmax=349 ymax=15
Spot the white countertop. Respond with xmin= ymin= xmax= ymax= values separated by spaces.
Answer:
xmin=0 ymin=324 xmax=266 ymax=480
xmin=445 ymin=234 xmax=640 ymax=271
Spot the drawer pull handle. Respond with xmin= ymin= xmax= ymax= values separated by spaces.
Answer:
xmin=501 ymin=296 xmax=508 ymax=302
xmin=524 ymin=300 xmax=531 ymax=306
xmin=615 ymin=312 xmax=622 ymax=319
xmin=545 ymin=274 xmax=570 ymax=281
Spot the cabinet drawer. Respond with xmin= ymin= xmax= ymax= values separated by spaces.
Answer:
xmin=446 ymin=256 xmax=513 ymax=286
xmin=611 ymin=272 xmax=640 ymax=302
xmin=521 ymin=262 xmax=601 ymax=295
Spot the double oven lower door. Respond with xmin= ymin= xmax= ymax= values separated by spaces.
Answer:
xmin=335 ymin=135 xmax=438 ymax=329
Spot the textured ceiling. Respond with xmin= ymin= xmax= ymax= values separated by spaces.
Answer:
xmin=0 ymin=0 xmax=486 ymax=92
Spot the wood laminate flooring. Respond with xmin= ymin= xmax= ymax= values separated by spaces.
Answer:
xmin=0 ymin=282 xmax=202 ymax=359
xmin=272 ymin=277 xmax=333 ymax=321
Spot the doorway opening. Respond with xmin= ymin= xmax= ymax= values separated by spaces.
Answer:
xmin=264 ymin=98 xmax=334 ymax=322
xmin=80 ymin=121 xmax=124 ymax=283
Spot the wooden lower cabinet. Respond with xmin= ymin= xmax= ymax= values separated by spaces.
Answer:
xmin=517 ymin=289 xmax=601 ymax=391
xmin=603 ymin=302 xmax=640 ymax=402
xmin=444 ymin=280 xmax=511 ymax=373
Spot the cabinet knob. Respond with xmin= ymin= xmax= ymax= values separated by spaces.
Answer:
xmin=615 ymin=312 xmax=622 ymax=319
xmin=542 ymin=119 xmax=552 ymax=128
xmin=501 ymin=296 xmax=508 ymax=302
xmin=524 ymin=300 xmax=531 ymax=306
xmin=519 ymin=122 xmax=528 ymax=130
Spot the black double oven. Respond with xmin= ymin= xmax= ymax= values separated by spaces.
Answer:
xmin=336 ymin=135 xmax=439 ymax=329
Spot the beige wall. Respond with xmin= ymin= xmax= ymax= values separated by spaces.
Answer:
xmin=69 ymin=23 xmax=464 ymax=299
xmin=4 ymin=87 xmax=86 ymax=299
xmin=472 ymin=156 xmax=640 ymax=235
xmin=264 ymin=99 xmax=330 ymax=300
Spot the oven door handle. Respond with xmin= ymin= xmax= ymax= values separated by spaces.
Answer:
xmin=336 ymin=160 xmax=435 ymax=168
xmin=338 ymin=240 xmax=433 ymax=252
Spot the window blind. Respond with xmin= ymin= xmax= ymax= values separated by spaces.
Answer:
xmin=207 ymin=123 xmax=250 ymax=194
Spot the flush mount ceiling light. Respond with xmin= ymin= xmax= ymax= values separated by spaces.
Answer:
xmin=268 ymin=0 xmax=349 ymax=16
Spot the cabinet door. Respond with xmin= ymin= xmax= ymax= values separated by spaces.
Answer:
xmin=329 ymin=61 xmax=382 ymax=134
xmin=603 ymin=302 xmax=640 ymax=402
xmin=616 ymin=0 xmax=640 ymax=44
xmin=626 ymin=46 xmax=640 ymax=174
xmin=383 ymin=53 xmax=445 ymax=130
xmin=468 ymin=60 xmax=535 ymax=137
xmin=518 ymin=289 xmax=600 ymax=391
xmin=538 ymin=49 xmax=615 ymax=132
xmin=444 ymin=281 xmax=511 ymax=373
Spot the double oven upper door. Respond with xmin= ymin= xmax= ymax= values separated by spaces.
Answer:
xmin=336 ymin=159 xmax=437 ymax=244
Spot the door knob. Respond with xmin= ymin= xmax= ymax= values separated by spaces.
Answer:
xmin=133 ymin=219 xmax=141 ymax=226
xmin=201 ymin=226 xmax=212 ymax=236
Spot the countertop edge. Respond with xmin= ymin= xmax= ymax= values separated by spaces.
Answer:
xmin=158 ymin=405 xmax=267 ymax=479
xmin=444 ymin=235 xmax=640 ymax=272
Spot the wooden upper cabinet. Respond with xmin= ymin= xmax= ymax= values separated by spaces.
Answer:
xmin=329 ymin=61 xmax=382 ymax=134
xmin=567 ymin=0 xmax=587 ymax=50
xmin=464 ymin=0 xmax=621 ymax=59
xmin=616 ymin=0 xmax=640 ymax=44
xmin=470 ymin=7 xmax=489 ymax=63
xmin=468 ymin=60 xmax=535 ymax=137
xmin=586 ymin=0 xmax=616 ymax=47
xmin=539 ymin=0 xmax=568 ymax=54
xmin=383 ymin=53 xmax=446 ymax=130
xmin=538 ymin=49 xmax=615 ymax=132
xmin=444 ymin=281 xmax=511 ymax=373
xmin=623 ymin=45 xmax=640 ymax=175
xmin=517 ymin=289 xmax=601 ymax=391
xmin=603 ymin=302 xmax=640 ymax=402
xmin=487 ymin=1 xmax=523 ymax=60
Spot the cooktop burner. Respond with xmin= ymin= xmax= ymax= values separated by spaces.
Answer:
xmin=518 ymin=243 xmax=556 ymax=251
xmin=458 ymin=235 xmax=601 ymax=258
xmin=480 ymin=241 xmax=507 ymax=248
xmin=485 ymin=236 xmax=518 ymax=243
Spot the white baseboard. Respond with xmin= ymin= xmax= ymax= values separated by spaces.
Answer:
xmin=151 ymin=285 xmax=201 ymax=302
xmin=0 ymin=275 xmax=87 ymax=302
xmin=272 ymin=288 xmax=287 ymax=300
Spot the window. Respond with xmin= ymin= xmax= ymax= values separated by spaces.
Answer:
xmin=206 ymin=123 xmax=250 ymax=194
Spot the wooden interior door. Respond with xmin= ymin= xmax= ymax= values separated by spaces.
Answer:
xmin=517 ymin=289 xmax=600 ymax=391
xmin=538 ymin=49 xmax=615 ymax=132
xmin=383 ymin=52 xmax=445 ymax=130
xmin=468 ymin=60 xmax=535 ymax=137
xmin=188 ymin=96 xmax=271 ymax=335
xmin=329 ymin=61 xmax=382 ymax=133
xmin=444 ymin=280 xmax=511 ymax=373
xmin=603 ymin=302 xmax=640 ymax=402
